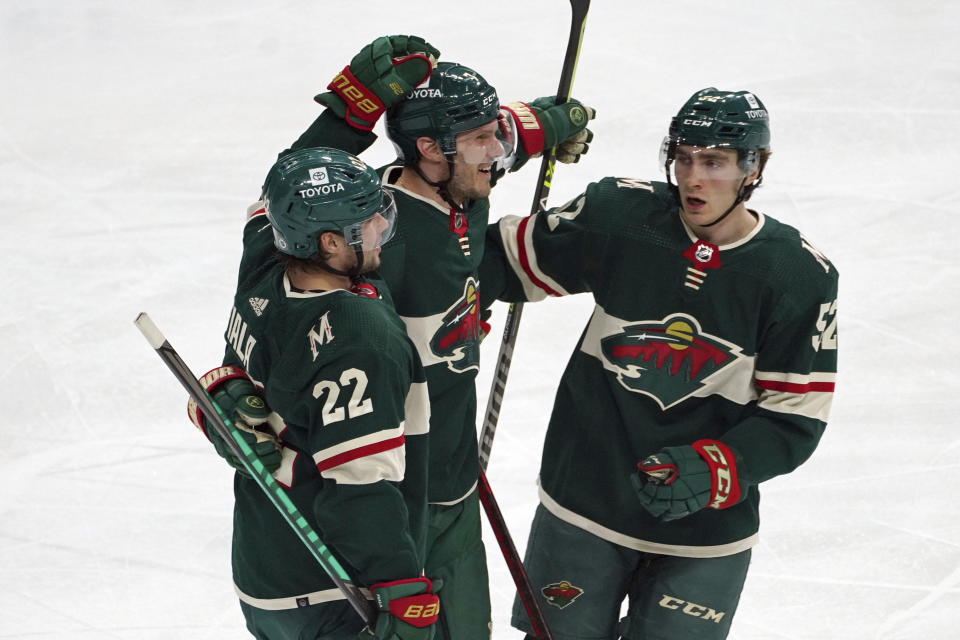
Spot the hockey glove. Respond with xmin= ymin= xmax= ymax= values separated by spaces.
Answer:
xmin=316 ymin=35 xmax=440 ymax=131
xmin=188 ymin=366 xmax=282 ymax=478
xmin=632 ymin=440 xmax=741 ymax=521
xmin=359 ymin=577 xmax=440 ymax=640
xmin=500 ymin=96 xmax=595 ymax=169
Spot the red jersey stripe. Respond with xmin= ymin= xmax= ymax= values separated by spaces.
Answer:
xmin=315 ymin=434 xmax=405 ymax=473
xmin=516 ymin=216 xmax=561 ymax=297
xmin=756 ymin=379 xmax=835 ymax=394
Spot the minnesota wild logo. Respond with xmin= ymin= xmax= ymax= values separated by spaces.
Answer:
xmin=600 ymin=313 xmax=741 ymax=409
xmin=541 ymin=581 xmax=583 ymax=609
xmin=429 ymin=277 xmax=482 ymax=373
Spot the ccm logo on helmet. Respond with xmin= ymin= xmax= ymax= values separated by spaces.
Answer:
xmin=682 ymin=119 xmax=712 ymax=127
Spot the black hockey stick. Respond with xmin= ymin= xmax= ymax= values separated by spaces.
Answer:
xmin=479 ymin=0 xmax=590 ymax=472
xmin=477 ymin=2 xmax=590 ymax=639
xmin=134 ymin=312 xmax=377 ymax=629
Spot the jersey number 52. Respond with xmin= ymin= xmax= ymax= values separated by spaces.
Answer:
xmin=812 ymin=299 xmax=838 ymax=352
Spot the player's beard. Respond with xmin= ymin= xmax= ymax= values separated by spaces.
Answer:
xmin=356 ymin=247 xmax=381 ymax=275
xmin=446 ymin=158 xmax=493 ymax=203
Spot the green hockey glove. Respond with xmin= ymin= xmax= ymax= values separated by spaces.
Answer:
xmin=188 ymin=366 xmax=282 ymax=478
xmin=316 ymin=35 xmax=440 ymax=131
xmin=500 ymin=96 xmax=595 ymax=168
xmin=358 ymin=577 xmax=440 ymax=640
xmin=632 ymin=440 xmax=742 ymax=521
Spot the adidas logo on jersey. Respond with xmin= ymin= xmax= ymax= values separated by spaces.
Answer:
xmin=249 ymin=297 xmax=269 ymax=316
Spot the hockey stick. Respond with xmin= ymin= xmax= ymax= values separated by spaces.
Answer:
xmin=479 ymin=0 xmax=590 ymax=472
xmin=134 ymin=312 xmax=377 ymax=629
xmin=476 ymin=3 xmax=590 ymax=639
xmin=477 ymin=470 xmax=553 ymax=640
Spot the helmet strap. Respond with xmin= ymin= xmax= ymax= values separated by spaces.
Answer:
xmin=314 ymin=239 xmax=365 ymax=285
xmin=703 ymin=170 xmax=764 ymax=228
xmin=348 ymin=245 xmax=365 ymax=284
xmin=666 ymin=162 xmax=764 ymax=229
xmin=412 ymin=158 xmax=466 ymax=213
xmin=702 ymin=177 xmax=748 ymax=228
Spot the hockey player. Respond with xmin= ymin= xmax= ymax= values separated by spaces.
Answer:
xmin=191 ymin=147 xmax=439 ymax=639
xmin=256 ymin=36 xmax=595 ymax=639
xmin=482 ymin=88 xmax=839 ymax=639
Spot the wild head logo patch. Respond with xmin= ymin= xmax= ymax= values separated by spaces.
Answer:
xmin=429 ymin=277 xmax=482 ymax=373
xmin=541 ymin=581 xmax=583 ymax=609
xmin=600 ymin=313 xmax=742 ymax=409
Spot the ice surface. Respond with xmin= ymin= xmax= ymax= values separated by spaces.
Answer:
xmin=2 ymin=1 xmax=958 ymax=637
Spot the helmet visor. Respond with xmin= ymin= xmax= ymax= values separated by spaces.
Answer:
xmin=661 ymin=137 xmax=756 ymax=182
xmin=343 ymin=189 xmax=398 ymax=251
xmin=457 ymin=118 xmax=514 ymax=165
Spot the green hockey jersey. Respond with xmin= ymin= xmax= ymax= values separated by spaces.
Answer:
xmin=285 ymin=112 xmax=491 ymax=504
xmin=222 ymin=207 xmax=431 ymax=606
xmin=483 ymin=178 xmax=839 ymax=556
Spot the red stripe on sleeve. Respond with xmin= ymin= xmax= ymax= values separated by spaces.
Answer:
xmin=756 ymin=379 xmax=835 ymax=394
xmin=315 ymin=435 xmax=405 ymax=473
xmin=516 ymin=216 xmax=561 ymax=297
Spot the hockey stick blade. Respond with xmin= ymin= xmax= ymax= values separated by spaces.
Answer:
xmin=134 ymin=312 xmax=377 ymax=628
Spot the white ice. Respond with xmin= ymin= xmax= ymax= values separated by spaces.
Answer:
xmin=1 ymin=1 xmax=957 ymax=638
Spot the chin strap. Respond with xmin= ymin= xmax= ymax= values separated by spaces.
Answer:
xmin=316 ymin=244 xmax=365 ymax=285
xmin=701 ymin=176 xmax=748 ymax=228
xmin=666 ymin=162 xmax=765 ymax=229
xmin=412 ymin=160 xmax=465 ymax=213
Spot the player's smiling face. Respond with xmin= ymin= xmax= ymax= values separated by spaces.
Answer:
xmin=447 ymin=119 xmax=504 ymax=202
xmin=672 ymin=145 xmax=750 ymax=225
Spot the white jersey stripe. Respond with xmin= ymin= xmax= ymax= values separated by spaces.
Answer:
xmin=404 ymin=382 xmax=430 ymax=437
xmin=313 ymin=426 xmax=405 ymax=485
xmin=497 ymin=215 xmax=572 ymax=301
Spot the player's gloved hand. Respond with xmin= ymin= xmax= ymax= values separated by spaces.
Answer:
xmin=478 ymin=307 xmax=493 ymax=343
xmin=358 ymin=577 xmax=440 ymax=640
xmin=631 ymin=439 xmax=741 ymax=521
xmin=188 ymin=366 xmax=283 ymax=478
xmin=316 ymin=35 xmax=440 ymax=131
xmin=500 ymin=96 xmax=595 ymax=169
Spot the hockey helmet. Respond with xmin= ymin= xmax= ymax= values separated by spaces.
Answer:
xmin=386 ymin=61 xmax=501 ymax=162
xmin=661 ymin=88 xmax=771 ymax=173
xmin=262 ymin=147 xmax=397 ymax=259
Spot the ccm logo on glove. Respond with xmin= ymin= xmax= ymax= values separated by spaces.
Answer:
xmin=691 ymin=439 xmax=740 ymax=509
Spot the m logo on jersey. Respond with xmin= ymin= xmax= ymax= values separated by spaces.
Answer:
xmin=541 ymin=581 xmax=583 ymax=609
xmin=600 ymin=313 xmax=741 ymax=409
xmin=429 ymin=278 xmax=483 ymax=373
xmin=307 ymin=312 xmax=335 ymax=362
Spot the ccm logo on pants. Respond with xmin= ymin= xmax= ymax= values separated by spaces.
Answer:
xmin=658 ymin=595 xmax=725 ymax=623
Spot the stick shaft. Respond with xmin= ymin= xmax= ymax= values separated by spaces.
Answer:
xmin=134 ymin=312 xmax=376 ymax=627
